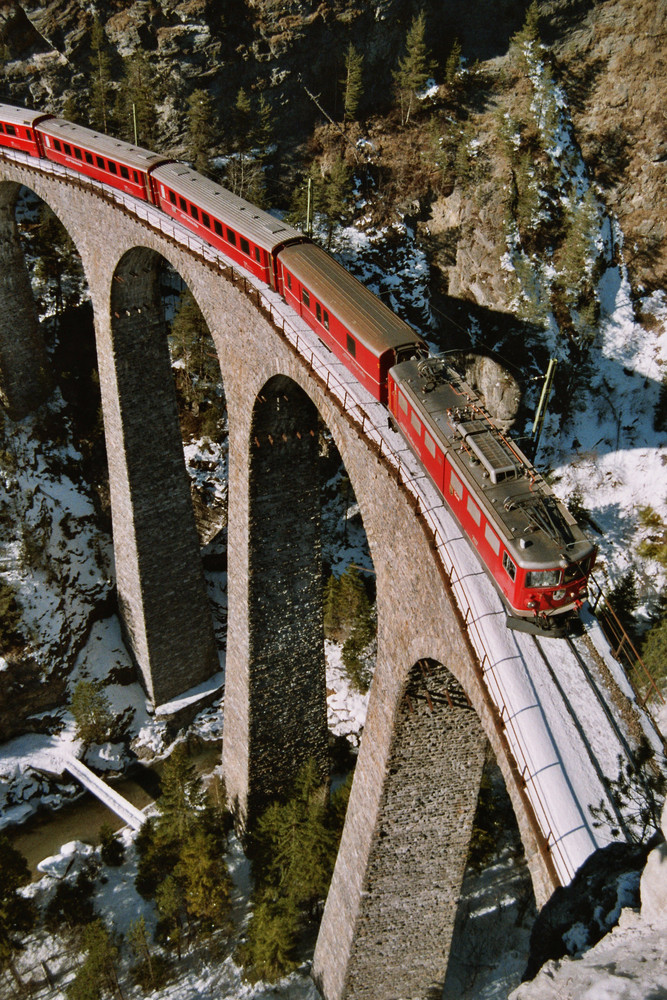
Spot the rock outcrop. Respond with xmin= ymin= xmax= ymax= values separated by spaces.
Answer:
xmin=510 ymin=797 xmax=667 ymax=1000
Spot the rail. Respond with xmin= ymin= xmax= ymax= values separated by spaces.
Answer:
xmin=0 ymin=146 xmax=652 ymax=889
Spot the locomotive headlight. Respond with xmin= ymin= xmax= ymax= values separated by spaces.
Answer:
xmin=553 ymin=589 xmax=566 ymax=601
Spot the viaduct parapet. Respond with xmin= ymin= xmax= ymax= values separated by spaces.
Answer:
xmin=0 ymin=155 xmax=566 ymax=998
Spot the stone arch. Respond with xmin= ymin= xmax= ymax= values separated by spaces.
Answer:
xmin=102 ymin=245 xmax=220 ymax=705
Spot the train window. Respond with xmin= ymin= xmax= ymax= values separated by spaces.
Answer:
xmin=286 ymin=273 xmax=292 ymax=290
xmin=169 ymin=191 xmax=177 ymax=205
xmin=108 ymin=161 xmax=118 ymax=174
xmin=202 ymin=212 xmax=211 ymax=228
xmin=484 ymin=524 xmax=500 ymax=555
xmin=227 ymin=229 xmax=237 ymax=245
xmin=316 ymin=303 xmax=322 ymax=323
xmin=255 ymin=247 xmax=261 ymax=262
xmin=502 ymin=552 xmax=517 ymax=581
xmin=25 ymin=129 xmax=33 ymax=139
xmin=346 ymin=334 xmax=356 ymax=357
xmin=398 ymin=391 xmax=408 ymax=414
xmin=526 ymin=569 xmax=561 ymax=588
xmin=74 ymin=147 xmax=83 ymax=160
xmin=411 ymin=410 xmax=421 ymax=434
xmin=189 ymin=204 xmax=199 ymax=221
xmin=303 ymin=289 xmax=310 ymax=308
xmin=133 ymin=170 xmax=139 ymax=183
xmin=467 ymin=497 xmax=481 ymax=526
xmin=213 ymin=220 xmax=223 ymax=236
xmin=120 ymin=165 xmax=129 ymax=179
xmin=96 ymin=155 xmax=104 ymax=169
xmin=179 ymin=196 xmax=187 ymax=211
xmin=0 ymin=124 xmax=4 ymax=133
xmin=85 ymin=152 xmax=93 ymax=164
xmin=563 ymin=561 xmax=585 ymax=584
xmin=323 ymin=309 xmax=329 ymax=330
xmin=240 ymin=237 xmax=250 ymax=255
xmin=63 ymin=143 xmax=72 ymax=156
xmin=450 ymin=471 xmax=463 ymax=500
xmin=424 ymin=433 xmax=436 ymax=458
xmin=5 ymin=124 xmax=16 ymax=136
xmin=54 ymin=139 xmax=63 ymax=152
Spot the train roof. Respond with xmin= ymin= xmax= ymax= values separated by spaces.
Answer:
xmin=151 ymin=163 xmax=303 ymax=252
xmin=391 ymin=358 xmax=595 ymax=570
xmin=279 ymin=242 xmax=426 ymax=357
xmin=0 ymin=103 xmax=53 ymax=129
xmin=37 ymin=118 xmax=168 ymax=171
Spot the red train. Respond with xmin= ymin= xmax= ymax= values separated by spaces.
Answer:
xmin=0 ymin=102 xmax=596 ymax=634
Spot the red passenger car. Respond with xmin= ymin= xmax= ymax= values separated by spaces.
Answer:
xmin=37 ymin=118 xmax=169 ymax=201
xmin=277 ymin=243 xmax=426 ymax=403
xmin=152 ymin=163 xmax=305 ymax=285
xmin=0 ymin=105 xmax=52 ymax=157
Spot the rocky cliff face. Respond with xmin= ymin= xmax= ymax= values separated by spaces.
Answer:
xmin=1 ymin=0 xmax=664 ymax=311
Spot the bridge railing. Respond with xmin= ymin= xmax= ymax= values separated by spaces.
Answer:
xmin=587 ymin=575 xmax=664 ymax=709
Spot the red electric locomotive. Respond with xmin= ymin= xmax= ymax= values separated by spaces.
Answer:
xmin=388 ymin=356 xmax=595 ymax=632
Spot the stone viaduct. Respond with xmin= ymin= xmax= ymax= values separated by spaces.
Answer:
xmin=0 ymin=153 xmax=562 ymax=999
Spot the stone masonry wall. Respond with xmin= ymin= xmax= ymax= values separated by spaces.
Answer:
xmin=105 ymin=247 xmax=219 ymax=704
xmin=0 ymin=181 xmax=52 ymax=418
xmin=244 ymin=374 xmax=328 ymax=821
xmin=341 ymin=660 xmax=487 ymax=1000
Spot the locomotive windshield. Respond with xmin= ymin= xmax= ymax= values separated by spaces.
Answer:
xmin=562 ymin=557 xmax=592 ymax=584
xmin=525 ymin=569 xmax=561 ymax=588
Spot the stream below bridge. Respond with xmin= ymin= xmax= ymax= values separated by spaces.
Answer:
xmin=8 ymin=743 xmax=222 ymax=878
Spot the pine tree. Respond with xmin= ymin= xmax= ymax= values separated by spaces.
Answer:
xmin=242 ymin=895 xmax=299 ymax=981
xmin=0 ymin=838 xmax=35 ymax=979
xmin=234 ymin=87 xmax=252 ymax=152
xmin=510 ymin=0 xmax=541 ymax=71
xmin=444 ymin=37 xmax=462 ymax=85
xmin=393 ymin=11 xmax=433 ymax=125
xmin=176 ymin=828 xmax=232 ymax=932
xmin=642 ymin=615 xmax=667 ymax=689
xmin=71 ymin=679 xmax=114 ymax=746
xmin=88 ymin=17 xmax=113 ymax=134
xmin=323 ymin=574 xmax=343 ymax=639
xmin=341 ymin=43 xmax=364 ymax=123
xmin=128 ymin=916 xmax=158 ymax=991
xmin=156 ymin=743 xmax=207 ymax=841
xmin=114 ymin=51 xmax=158 ymax=147
xmin=155 ymin=875 xmax=185 ymax=957
xmin=67 ymin=920 xmax=123 ymax=1000
xmin=186 ymin=89 xmax=217 ymax=174
xmin=605 ymin=570 xmax=639 ymax=638
xmin=321 ymin=155 xmax=353 ymax=247
xmin=254 ymin=93 xmax=275 ymax=156
xmin=99 ymin=824 xmax=125 ymax=867
xmin=32 ymin=205 xmax=85 ymax=316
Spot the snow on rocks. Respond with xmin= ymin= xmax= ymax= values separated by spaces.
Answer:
xmin=325 ymin=640 xmax=368 ymax=747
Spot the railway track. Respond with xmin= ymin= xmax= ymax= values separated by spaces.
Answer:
xmin=532 ymin=631 xmax=637 ymax=840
